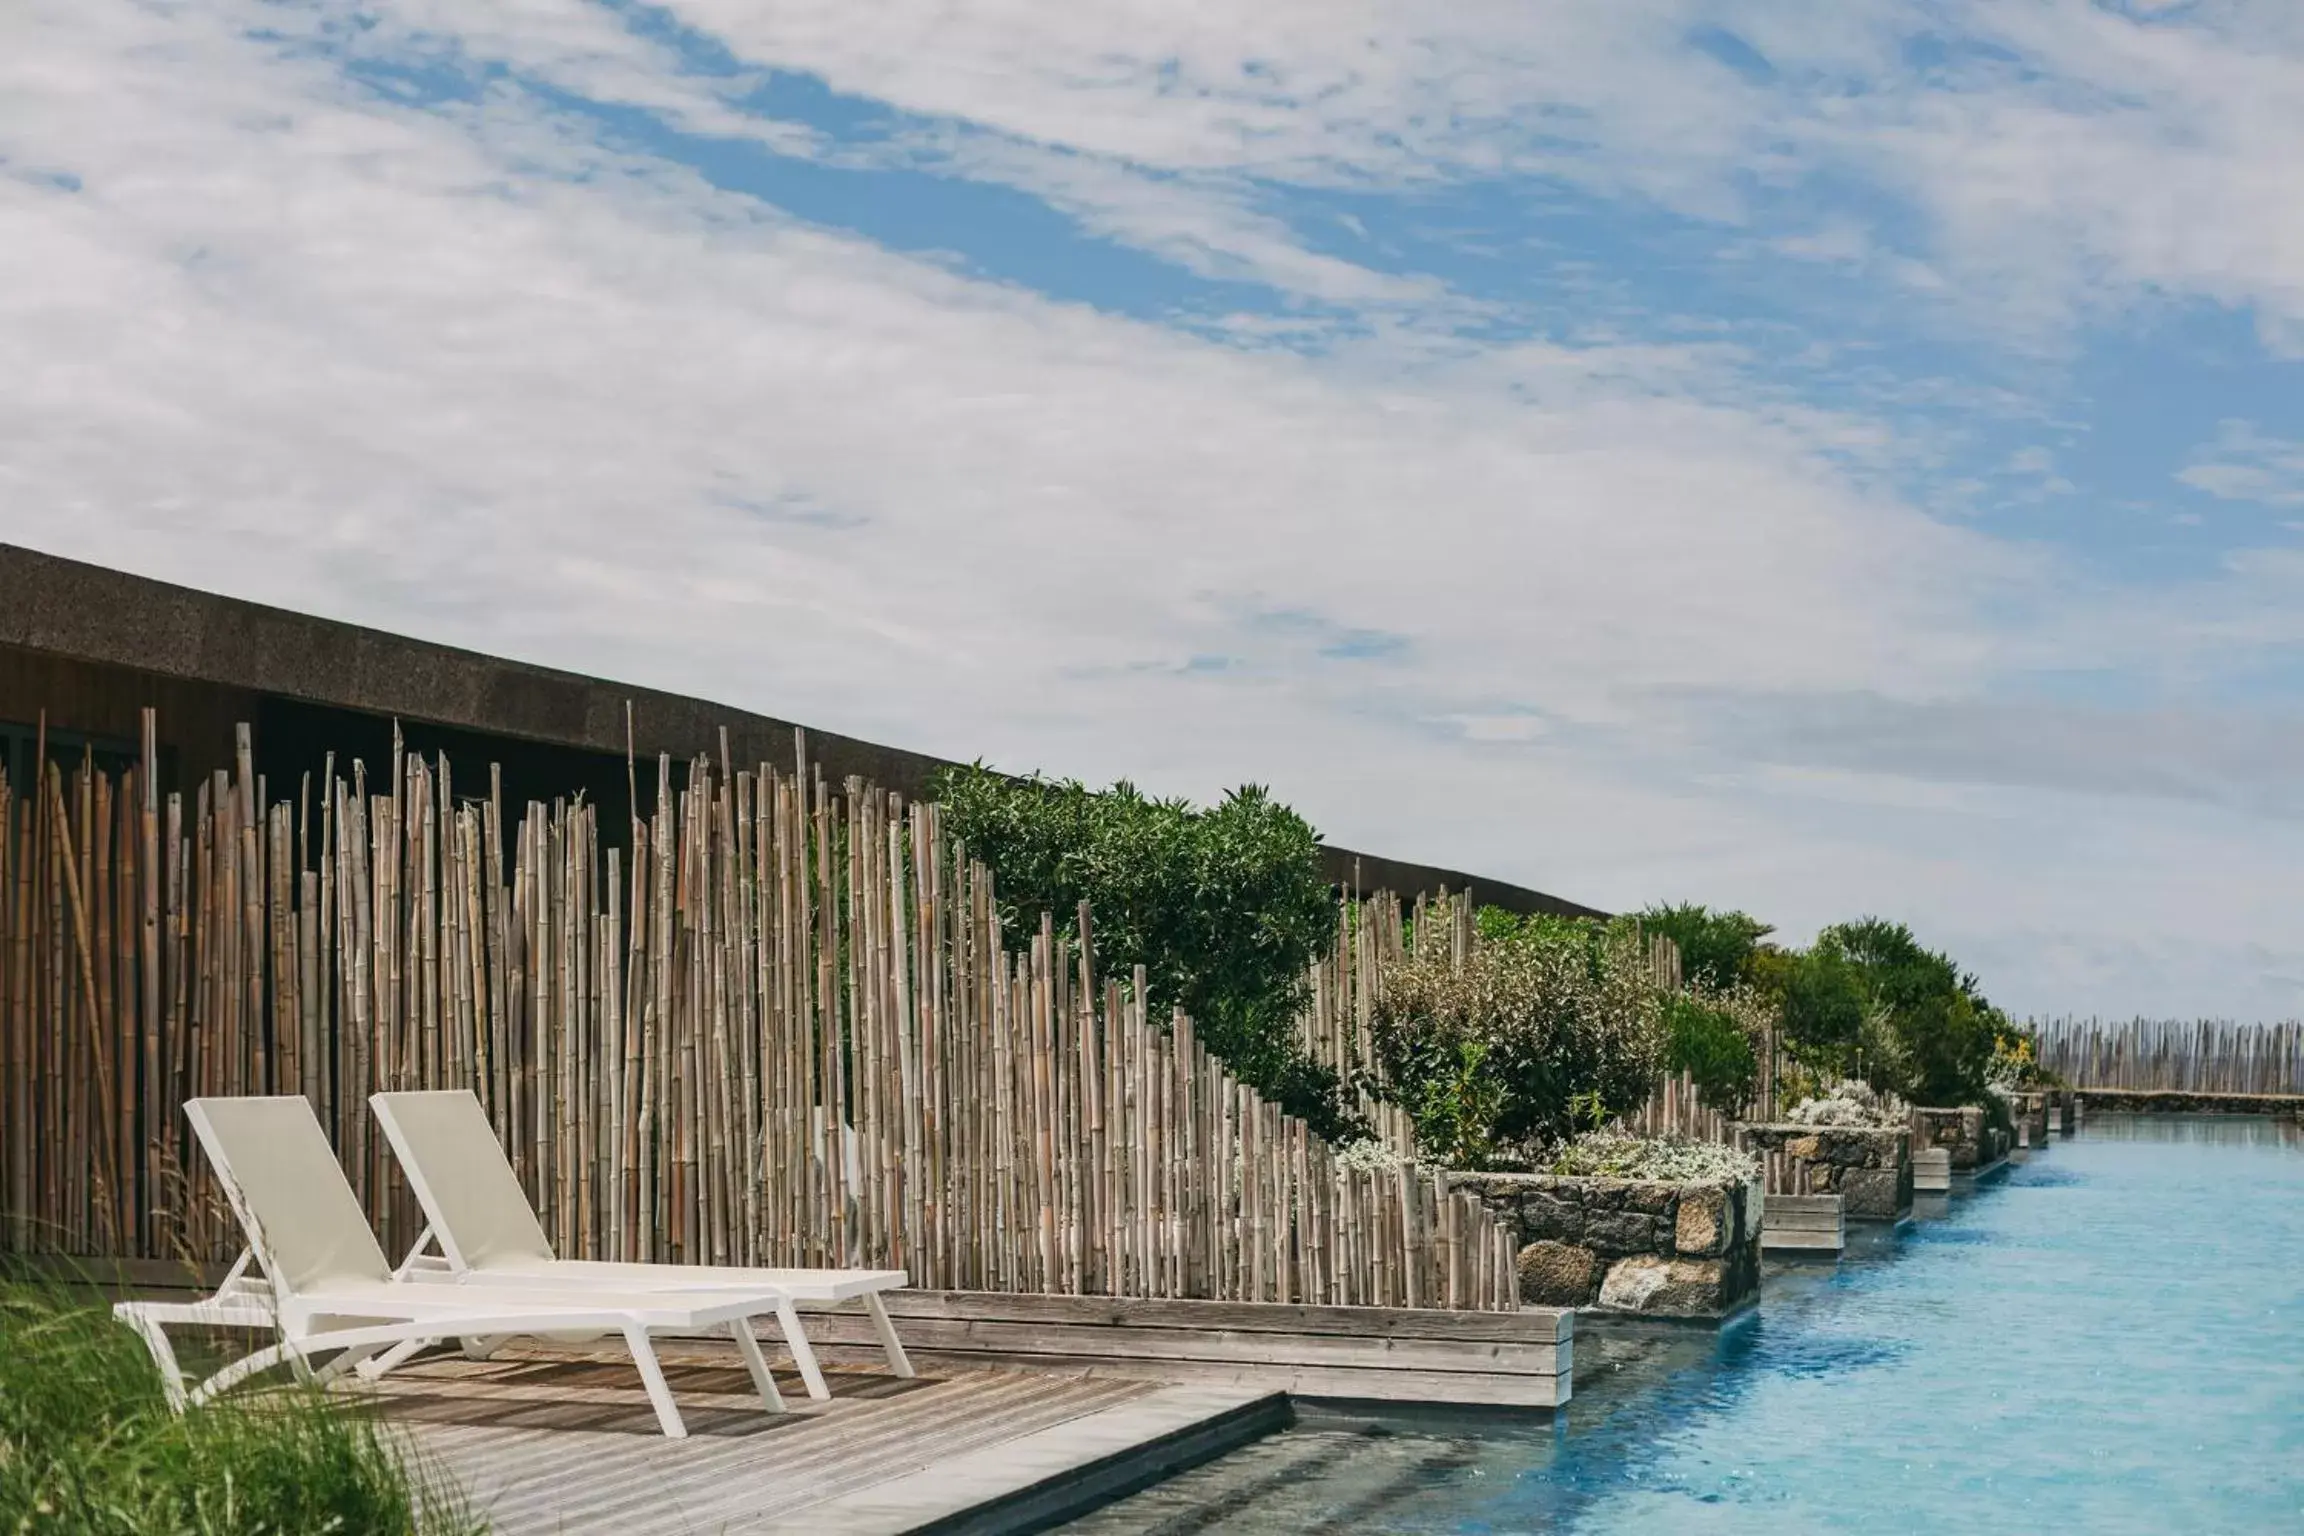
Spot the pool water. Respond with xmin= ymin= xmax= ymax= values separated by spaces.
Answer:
xmin=1062 ymin=1117 xmax=2304 ymax=1534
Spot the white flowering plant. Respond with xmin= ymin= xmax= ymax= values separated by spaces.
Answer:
xmin=1546 ymin=1130 xmax=1758 ymax=1184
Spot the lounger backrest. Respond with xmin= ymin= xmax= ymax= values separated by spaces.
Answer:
xmin=370 ymin=1090 xmax=556 ymax=1271
xmin=185 ymin=1097 xmax=394 ymax=1301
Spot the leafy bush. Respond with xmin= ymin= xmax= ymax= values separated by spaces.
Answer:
xmin=1661 ymin=989 xmax=1767 ymax=1114
xmin=929 ymin=765 xmax=1350 ymax=1136
xmin=1635 ymin=903 xmax=1772 ymax=993
xmin=1547 ymin=1131 xmax=1757 ymax=1183
xmin=1782 ymin=918 xmax=2000 ymax=1109
xmin=0 ymin=1282 xmax=477 ymax=1534
xmin=1370 ymin=915 xmax=1665 ymax=1168
xmin=1779 ymin=944 xmax=1871 ymax=1068
xmin=1987 ymin=1023 xmax=2062 ymax=1091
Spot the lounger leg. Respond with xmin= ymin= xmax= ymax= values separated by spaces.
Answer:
xmin=622 ymin=1326 xmax=688 ymax=1439
xmin=772 ymin=1301 xmax=830 ymax=1401
xmin=461 ymin=1334 xmax=508 ymax=1360
xmin=114 ymin=1306 xmax=191 ymax=1411
xmin=727 ymin=1319 xmax=788 ymax=1414
xmin=188 ymin=1342 xmax=298 ymax=1409
xmin=311 ymin=1343 xmax=385 ymax=1385
xmin=864 ymin=1294 xmax=914 ymax=1379
xmin=355 ymin=1336 xmax=436 ymax=1380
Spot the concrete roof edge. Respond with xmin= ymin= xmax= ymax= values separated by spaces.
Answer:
xmin=0 ymin=542 xmax=1607 ymax=917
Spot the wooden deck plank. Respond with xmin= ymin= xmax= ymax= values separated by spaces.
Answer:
xmin=789 ymin=1313 xmax=1566 ymax=1375
xmin=814 ymin=1291 xmax=1571 ymax=1345
xmin=803 ymin=1348 xmax=1569 ymax=1408
xmin=774 ymin=1384 xmax=1287 ymax=1536
xmin=362 ymin=1347 xmax=1182 ymax=1536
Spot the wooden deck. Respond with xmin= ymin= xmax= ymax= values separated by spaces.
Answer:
xmin=789 ymin=1292 xmax=1572 ymax=1409
xmin=357 ymin=1345 xmax=1284 ymax=1535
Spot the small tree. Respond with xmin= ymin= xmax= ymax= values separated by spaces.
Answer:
xmin=1784 ymin=918 xmax=1999 ymax=1109
xmin=930 ymin=765 xmax=1349 ymax=1136
xmin=1780 ymin=944 xmax=1870 ymax=1073
xmin=1636 ymin=903 xmax=1773 ymax=992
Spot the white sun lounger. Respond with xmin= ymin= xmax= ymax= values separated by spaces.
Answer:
xmin=113 ymin=1096 xmax=797 ymax=1437
xmin=369 ymin=1089 xmax=912 ymax=1401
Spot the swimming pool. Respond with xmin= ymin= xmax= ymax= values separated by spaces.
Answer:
xmin=1062 ymin=1116 xmax=2304 ymax=1534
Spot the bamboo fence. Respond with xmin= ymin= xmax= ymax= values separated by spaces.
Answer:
xmin=2032 ymin=1017 xmax=2304 ymax=1097
xmin=0 ymin=712 xmax=1517 ymax=1310
xmin=1753 ymin=1149 xmax=1817 ymax=1196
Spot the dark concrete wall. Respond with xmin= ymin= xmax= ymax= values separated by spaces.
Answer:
xmin=1 ymin=543 xmax=1604 ymax=917
xmin=0 ymin=642 xmax=256 ymax=795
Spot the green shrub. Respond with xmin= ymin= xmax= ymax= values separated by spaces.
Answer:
xmin=1634 ymin=903 xmax=1772 ymax=993
xmin=1370 ymin=915 xmax=1665 ymax=1168
xmin=1988 ymin=1023 xmax=2062 ymax=1091
xmin=929 ymin=766 xmax=1350 ymax=1137
xmin=0 ymin=1283 xmax=478 ymax=1534
xmin=1662 ymin=990 xmax=1762 ymax=1113
xmin=1782 ymin=918 xmax=1999 ymax=1109
xmin=1779 ymin=944 xmax=1870 ymax=1070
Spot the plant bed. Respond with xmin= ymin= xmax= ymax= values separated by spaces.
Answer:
xmin=1734 ymin=1124 xmax=1912 ymax=1222
xmin=2002 ymin=1091 xmax=2049 ymax=1147
xmin=1909 ymin=1106 xmax=2010 ymax=1171
xmin=1450 ymin=1160 xmax=1762 ymax=1320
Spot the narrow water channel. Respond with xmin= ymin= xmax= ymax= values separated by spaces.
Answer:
xmin=1061 ymin=1116 xmax=2304 ymax=1534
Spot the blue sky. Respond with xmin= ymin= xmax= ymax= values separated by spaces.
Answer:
xmin=5 ymin=1 xmax=2304 ymax=1018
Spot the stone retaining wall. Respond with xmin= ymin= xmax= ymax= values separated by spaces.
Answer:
xmin=1450 ymin=1173 xmax=1762 ymax=1319
xmin=2068 ymin=1088 xmax=2304 ymax=1119
xmin=1910 ymin=1106 xmax=2011 ymax=1170
xmin=1733 ymin=1124 xmax=1911 ymax=1221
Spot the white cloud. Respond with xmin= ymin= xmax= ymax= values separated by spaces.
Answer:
xmin=630 ymin=1 xmax=2304 ymax=341
xmin=3 ymin=1 xmax=2303 ymax=1021
xmin=2179 ymin=420 xmax=2304 ymax=507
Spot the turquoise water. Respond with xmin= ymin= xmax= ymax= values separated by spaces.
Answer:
xmin=1064 ymin=1117 xmax=2304 ymax=1534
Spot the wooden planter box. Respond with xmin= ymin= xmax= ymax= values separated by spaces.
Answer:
xmin=1760 ymin=1193 xmax=1844 ymax=1255
xmin=1912 ymin=1147 xmax=1952 ymax=1193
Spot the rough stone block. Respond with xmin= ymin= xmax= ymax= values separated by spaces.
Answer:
xmin=1823 ymin=1133 xmax=1871 ymax=1166
xmin=1519 ymin=1193 xmax=1586 ymax=1244
xmin=1598 ymin=1255 xmax=1736 ymax=1315
xmin=1583 ymin=1208 xmax=1660 ymax=1255
xmin=1597 ymin=1254 xmax=1672 ymax=1312
xmin=1733 ymin=1180 xmax=1759 ymax=1247
xmin=1784 ymin=1134 xmax=1822 ymax=1161
xmin=1518 ymin=1240 xmax=1599 ymax=1307
xmin=1839 ymin=1167 xmax=1904 ymax=1221
xmin=1674 ymin=1185 xmax=1728 ymax=1257
xmin=1448 ymin=1177 xmax=1528 ymax=1213
xmin=1649 ymin=1258 xmax=1731 ymax=1314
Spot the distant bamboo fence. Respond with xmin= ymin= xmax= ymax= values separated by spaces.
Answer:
xmin=2033 ymin=1017 xmax=2304 ymax=1097
xmin=0 ymin=712 xmax=1517 ymax=1309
